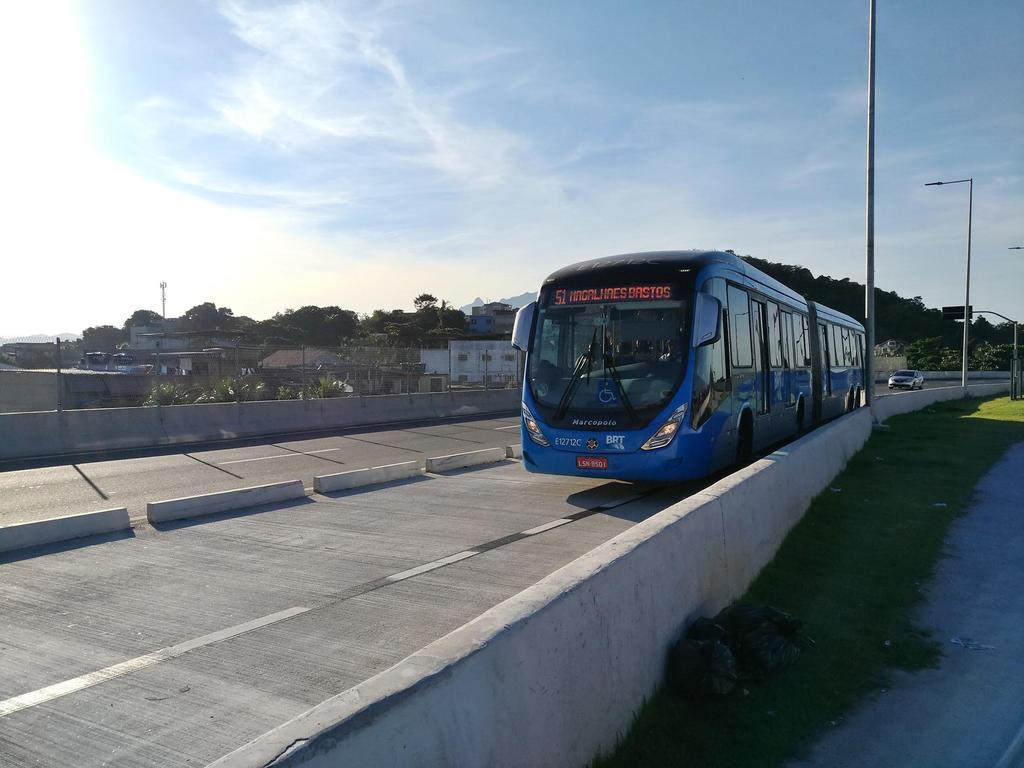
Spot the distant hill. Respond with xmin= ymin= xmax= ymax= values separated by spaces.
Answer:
xmin=460 ymin=292 xmax=536 ymax=314
xmin=0 ymin=333 xmax=81 ymax=344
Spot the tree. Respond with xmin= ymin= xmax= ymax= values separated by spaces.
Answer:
xmin=413 ymin=294 xmax=438 ymax=311
xmin=905 ymin=337 xmax=946 ymax=370
xmin=81 ymin=325 xmax=124 ymax=352
xmin=181 ymin=302 xmax=235 ymax=331
xmin=122 ymin=309 xmax=163 ymax=333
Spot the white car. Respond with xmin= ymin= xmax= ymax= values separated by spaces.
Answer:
xmin=888 ymin=369 xmax=924 ymax=390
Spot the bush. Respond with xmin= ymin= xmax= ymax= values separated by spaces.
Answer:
xmin=144 ymin=382 xmax=201 ymax=406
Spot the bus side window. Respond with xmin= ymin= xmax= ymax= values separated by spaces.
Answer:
xmin=727 ymin=285 xmax=752 ymax=368
xmin=831 ymin=324 xmax=843 ymax=368
xmin=800 ymin=315 xmax=811 ymax=366
xmin=781 ymin=311 xmax=794 ymax=369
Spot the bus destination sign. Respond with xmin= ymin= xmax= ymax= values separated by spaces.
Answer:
xmin=553 ymin=284 xmax=673 ymax=306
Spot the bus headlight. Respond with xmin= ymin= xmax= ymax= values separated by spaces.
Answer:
xmin=522 ymin=404 xmax=550 ymax=446
xmin=640 ymin=404 xmax=688 ymax=451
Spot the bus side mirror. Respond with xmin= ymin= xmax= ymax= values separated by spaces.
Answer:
xmin=694 ymin=293 xmax=721 ymax=347
xmin=512 ymin=301 xmax=537 ymax=351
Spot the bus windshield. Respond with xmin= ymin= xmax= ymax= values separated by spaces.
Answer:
xmin=528 ymin=283 xmax=690 ymax=427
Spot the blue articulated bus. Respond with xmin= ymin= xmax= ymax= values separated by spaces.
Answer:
xmin=511 ymin=250 xmax=866 ymax=482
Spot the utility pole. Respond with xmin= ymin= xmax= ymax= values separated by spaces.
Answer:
xmin=160 ymin=282 xmax=167 ymax=319
xmin=864 ymin=0 xmax=876 ymax=404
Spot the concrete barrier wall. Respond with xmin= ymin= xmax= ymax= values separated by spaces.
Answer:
xmin=0 ymin=370 xmax=58 ymax=413
xmin=0 ymin=389 xmax=521 ymax=461
xmin=214 ymin=383 xmax=1014 ymax=768
xmin=873 ymin=382 xmax=1009 ymax=423
xmin=874 ymin=370 xmax=1008 ymax=383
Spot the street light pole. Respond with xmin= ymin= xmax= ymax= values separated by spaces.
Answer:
xmin=864 ymin=0 xmax=876 ymax=405
xmin=1010 ymin=247 xmax=1023 ymax=363
xmin=925 ymin=177 xmax=973 ymax=387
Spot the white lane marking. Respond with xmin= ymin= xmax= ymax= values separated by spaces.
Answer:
xmin=494 ymin=425 xmax=520 ymax=430
xmin=0 ymin=606 xmax=308 ymax=718
xmin=386 ymin=551 xmax=477 ymax=583
xmin=994 ymin=715 xmax=1024 ymax=768
xmin=521 ymin=519 xmax=572 ymax=536
xmin=218 ymin=448 xmax=342 ymax=465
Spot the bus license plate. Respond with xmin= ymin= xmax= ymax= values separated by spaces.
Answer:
xmin=577 ymin=456 xmax=609 ymax=470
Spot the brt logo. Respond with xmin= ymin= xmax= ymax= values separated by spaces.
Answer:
xmin=606 ymin=435 xmax=625 ymax=450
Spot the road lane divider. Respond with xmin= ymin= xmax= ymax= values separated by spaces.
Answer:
xmin=505 ymin=444 xmax=523 ymax=459
xmin=0 ymin=605 xmax=308 ymax=717
xmin=146 ymin=480 xmax=305 ymax=524
xmin=0 ymin=508 xmax=130 ymax=554
xmin=425 ymin=446 xmax=508 ymax=473
xmin=313 ymin=461 xmax=424 ymax=493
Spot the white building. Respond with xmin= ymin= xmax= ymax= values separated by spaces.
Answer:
xmin=421 ymin=339 xmax=522 ymax=387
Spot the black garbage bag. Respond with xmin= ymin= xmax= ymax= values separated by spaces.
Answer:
xmin=666 ymin=636 xmax=738 ymax=698
xmin=713 ymin=604 xmax=813 ymax=679
xmin=685 ymin=617 xmax=727 ymax=643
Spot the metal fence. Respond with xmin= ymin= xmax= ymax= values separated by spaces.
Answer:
xmin=0 ymin=339 xmax=525 ymax=412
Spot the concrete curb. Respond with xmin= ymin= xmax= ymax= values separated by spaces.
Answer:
xmin=313 ymin=462 xmax=424 ymax=493
xmin=425 ymin=447 xmax=507 ymax=473
xmin=505 ymin=444 xmax=523 ymax=459
xmin=0 ymin=508 xmax=130 ymax=554
xmin=146 ymin=480 xmax=305 ymax=524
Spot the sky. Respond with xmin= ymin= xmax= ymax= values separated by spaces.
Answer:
xmin=0 ymin=0 xmax=1021 ymax=337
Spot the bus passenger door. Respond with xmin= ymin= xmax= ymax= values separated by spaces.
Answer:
xmin=751 ymin=299 xmax=769 ymax=418
xmin=818 ymin=322 xmax=832 ymax=397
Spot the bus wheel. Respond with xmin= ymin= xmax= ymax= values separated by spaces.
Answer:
xmin=737 ymin=414 xmax=753 ymax=464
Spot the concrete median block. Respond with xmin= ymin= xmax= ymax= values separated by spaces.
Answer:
xmin=0 ymin=508 xmax=130 ymax=554
xmin=146 ymin=480 xmax=305 ymax=524
xmin=313 ymin=461 xmax=424 ymax=493
xmin=505 ymin=444 xmax=523 ymax=459
xmin=426 ymin=447 xmax=507 ymax=473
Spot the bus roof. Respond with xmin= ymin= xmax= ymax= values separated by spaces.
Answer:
xmin=542 ymin=250 xmax=864 ymax=331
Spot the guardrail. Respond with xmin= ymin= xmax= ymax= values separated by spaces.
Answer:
xmin=210 ymin=382 xmax=1010 ymax=768
xmin=0 ymin=389 xmax=521 ymax=462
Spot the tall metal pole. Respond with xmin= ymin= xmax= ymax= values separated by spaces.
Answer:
xmin=160 ymin=282 xmax=167 ymax=319
xmin=864 ymin=0 xmax=876 ymax=405
xmin=962 ymin=179 xmax=973 ymax=387
xmin=925 ymin=177 xmax=974 ymax=387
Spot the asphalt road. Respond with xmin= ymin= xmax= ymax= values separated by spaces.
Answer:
xmin=0 ymin=381 xmax=1006 ymax=527
xmin=0 ymin=460 xmax=697 ymax=768
xmin=0 ymin=413 xmax=521 ymax=525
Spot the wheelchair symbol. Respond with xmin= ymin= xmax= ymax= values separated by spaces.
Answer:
xmin=598 ymin=380 xmax=618 ymax=404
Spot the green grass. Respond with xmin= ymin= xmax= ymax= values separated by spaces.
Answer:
xmin=594 ymin=396 xmax=1024 ymax=768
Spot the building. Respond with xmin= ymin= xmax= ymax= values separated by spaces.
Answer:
xmin=467 ymin=302 xmax=517 ymax=335
xmin=421 ymin=339 xmax=522 ymax=387
xmin=874 ymin=339 xmax=905 ymax=357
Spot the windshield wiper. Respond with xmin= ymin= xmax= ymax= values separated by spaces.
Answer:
xmin=602 ymin=353 xmax=639 ymax=424
xmin=555 ymin=329 xmax=598 ymax=420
